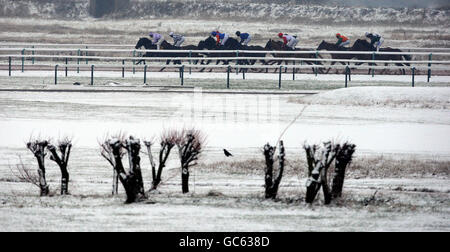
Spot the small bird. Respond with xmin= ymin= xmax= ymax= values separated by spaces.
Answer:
xmin=223 ymin=149 xmax=233 ymax=157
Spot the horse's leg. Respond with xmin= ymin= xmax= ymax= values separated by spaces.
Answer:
xmin=395 ymin=63 xmax=405 ymax=75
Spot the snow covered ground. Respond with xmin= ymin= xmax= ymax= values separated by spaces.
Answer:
xmin=0 ymin=85 xmax=449 ymax=231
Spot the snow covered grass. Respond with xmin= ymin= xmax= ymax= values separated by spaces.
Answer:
xmin=0 ymin=144 xmax=449 ymax=231
xmin=290 ymin=86 xmax=450 ymax=109
xmin=0 ymin=86 xmax=449 ymax=231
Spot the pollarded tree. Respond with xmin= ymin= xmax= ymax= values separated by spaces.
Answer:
xmin=263 ymin=141 xmax=285 ymax=199
xmin=304 ymin=141 xmax=337 ymax=204
xmin=102 ymin=136 xmax=146 ymax=203
xmin=144 ymin=130 xmax=177 ymax=191
xmin=47 ymin=137 xmax=72 ymax=195
xmin=26 ymin=139 xmax=50 ymax=196
xmin=331 ymin=142 xmax=356 ymax=199
xmin=175 ymin=129 xmax=205 ymax=194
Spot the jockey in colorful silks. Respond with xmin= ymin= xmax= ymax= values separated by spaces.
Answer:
xmin=169 ymin=32 xmax=185 ymax=47
xmin=211 ymin=31 xmax=229 ymax=47
xmin=278 ymin=33 xmax=299 ymax=50
xmin=236 ymin=31 xmax=252 ymax=46
xmin=365 ymin=32 xmax=384 ymax=51
xmin=335 ymin=33 xmax=350 ymax=47
xmin=149 ymin=32 xmax=164 ymax=50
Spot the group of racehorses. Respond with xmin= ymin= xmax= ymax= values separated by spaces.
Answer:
xmin=135 ymin=36 xmax=412 ymax=74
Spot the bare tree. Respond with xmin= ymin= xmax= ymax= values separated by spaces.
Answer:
xmin=304 ymin=141 xmax=337 ymax=204
xmin=331 ymin=142 xmax=356 ymax=199
xmin=47 ymin=137 xmax=72 ymax=195
xmin=26 ymin=139 xmax=50 ymax=196
xmin=10 ymin=156 xmax=40 ymax=189
xmin=100 ymin=133 xmax=126 ymax=195
xmin=175 ymin=129 xmax=205 ymax=194
xmin=105 ymin=136 xmax=146 ymax=203
xmin=263 ymin=141 xmax=285 ymax=199
xmin=144 ymin=130 xmax=177 ymax=191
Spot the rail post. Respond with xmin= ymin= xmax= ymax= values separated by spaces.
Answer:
xmin=180 ymin=65 xmax=185 ymax=86
xmin=122 ymin=60 xmax=125 ymax=78
xmin=85 ymin=46 xmax=88 ymax=65
xmin=371 ymin=52 xmax=375 ymax=77
xmin=348 ymin=65 xmax=351 ymax=82
xmin=412 ymin=67 xmax=415 ymax=87
xmin=91 ymin=65 xmax=94 ymax=85
xmin=236 ymin=50 xmax=239 ymax=75
xmin=242 ymin=68 xmax=245 ymax=80
xmin=31 ymin=45 xmax=35 ymax=64
xmin=133 ymin=50 xmax=136 ymax=74
xmin=55 ymin=65 xmax=58 ymax=85
xmin=279 ymin=65 xmax=282 ymax=89
xmin=427 ymin=53 xmax=432 ymax=83
xmin=65 ymin=57 xmax=68 ymax=77
xmin=315 ymin=50 xmax=319 ymax=76
xmin=189 ymin=50 xmax=192 ymax=75
xmin=227 ymin=65 xmax=230 ymax=89
xmin=345 ymin=66 xmax=349 ymax=88
xmin=8 ymin=56 xmax=11 ymax=76
xmin=144 ymin=65 xmax=148 ymax=84
xmin=77 ymin=49 xmax=80 ymax=73
xmin=21 ymin=49 xmax=25 ymax=72
xmin=293 ymin=60 xmax=295 ymax=80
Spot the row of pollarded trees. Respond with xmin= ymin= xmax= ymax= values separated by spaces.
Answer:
xmin=263 ymin=140 xmax=356 ymax=204
xmin=17 ymin=133 xmax=353 ymax=205
xmin=100 ymin=129 xmax=205 ymax=203
xmin=13 ymin=137 xmax=73 ymax=196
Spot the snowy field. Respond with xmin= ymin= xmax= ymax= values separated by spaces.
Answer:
xmin=0 ymin=85 xmax=449 ymax=231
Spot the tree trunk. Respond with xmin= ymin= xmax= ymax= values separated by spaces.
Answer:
xmin=181 ymin=166 xmax=189 ymax=194
xmin=263 ymin=141 xmax=285 ymax=199
xmin=47 ymin=142 xmax=71 ymax=195
xmin=27 ymin=141 xmax=49 ymax=196
xmin=304 ymin=142 xmax=336 ymax=204
xmin=110 ymin=138 xmax=146 ymax=203
xmin=331 ymin=143 xmax=356 ymax=198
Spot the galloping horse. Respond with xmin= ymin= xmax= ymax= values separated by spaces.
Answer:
xmin=265 ymin=39 xmax=323 ymax=73
xmin=316 ymin=40 xmax=355 ymax=74
xmin=352 ymin=39 xmax=411 ymax=75
xmin=135 ymin=37 xmax=157 ymax=65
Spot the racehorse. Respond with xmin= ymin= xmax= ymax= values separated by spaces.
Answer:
xmin=135 ymin=37 xmax=157 ymax=65
xmin=316 ymin=40 xmax=355 ymax=74
xmin=351 ymin=39 xmax=412 ymax=75
xmin=159 ymin=40 xmax=201 ymax=65
xmin=265 ymin=39 xmax=323 ymax=73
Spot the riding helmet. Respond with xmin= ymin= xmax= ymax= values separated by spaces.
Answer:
xmin=336 ymin=33 xmax=341 ymax=37
xmin=365 ymin=32 xmax=370 ymax=37
xmin=211 ymin=31 xmax=217 ymax=36
xmin=149 ymin=32 xmax=153 ymax=37
xmin=278 ymin=33 xmax=283 ymax=38
xmin=236 ymin=31 xmax=241 ymax=36
xmin=169 ymin=32 xmax=174 ymax=37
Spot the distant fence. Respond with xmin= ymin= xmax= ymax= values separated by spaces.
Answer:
xmin=1 ymin=44 xmax=450 ymax=89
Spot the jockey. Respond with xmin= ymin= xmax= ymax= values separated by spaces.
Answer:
xmin=169 ymin=32 xmax=185 ymax=47
xmin=335 ymin=33 xmax=350 ymax=47
xmin=278 ymin=33 xmax=299 ymax=50
xmin=236 ymin=31 xmax=252 ymax=46
xmin=211 ymin=31 xmax=229 ymax=47
xmin=365 ymin=32 xmax=384 ymax=51
xmin=149 ymin=32 xmax=164 ymax=50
